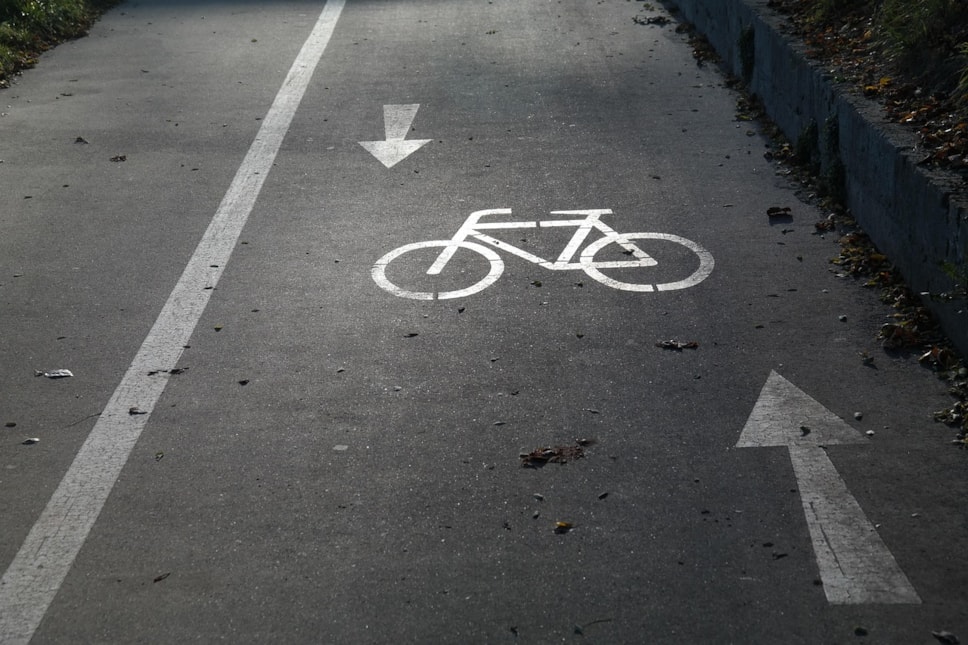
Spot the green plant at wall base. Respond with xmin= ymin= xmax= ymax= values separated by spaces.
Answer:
xmin=937 ymin=261 xmax=968 ymax=302
xmin=821 ymin=115 xmax=847 ymax=202
xmin=795 ymin=120 xmax=821 ymax=174
xmin=739 ymin=25 xmax=755 ymax=82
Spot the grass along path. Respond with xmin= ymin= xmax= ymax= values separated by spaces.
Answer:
xmin=0 ymin=0 xmax=120 ymax=88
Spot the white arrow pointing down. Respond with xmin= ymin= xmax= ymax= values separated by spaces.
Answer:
xmin=737 ymin=370 xmax=920 ymax=604
xmin=359 ymin=104 xmax=432 ymax=168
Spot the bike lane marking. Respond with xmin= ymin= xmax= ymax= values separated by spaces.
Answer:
xmin=371 ymin=209 xmax=715 ymax=299
xmin=0 ymin=2 xmax=345 ymax=642
xmin=359 ymin=104 xmax=433 ymax=168
xmin=737 ymin=371 xmax=921 ymax=604
xmin=372 ymin=241 xmax=505 ymax=300
xmin=579 ymin=232 xmax=714 ymax=293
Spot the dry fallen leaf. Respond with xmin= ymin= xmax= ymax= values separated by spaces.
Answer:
xmin=932 ymin=631 xmax=960 ymax=645
xmin=520 ymin=442 xmax=586 ymax=467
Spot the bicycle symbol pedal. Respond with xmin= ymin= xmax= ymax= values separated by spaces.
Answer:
xmin=372 ymin=208 xmax=714 ymax=300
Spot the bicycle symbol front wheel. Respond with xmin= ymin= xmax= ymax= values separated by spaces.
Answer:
xmin=372 ymin=240 xmax=504 ymax=300
xmin=579 ymin=232 xmax=714 ymax=292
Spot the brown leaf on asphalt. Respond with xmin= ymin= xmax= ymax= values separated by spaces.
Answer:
xmin=932 ymin=631 xmax=960 ymax=645
xmin=814 ymin=217 xmax=835 ymax=232
xmin=520 ymin=442 xmax=586 ymax=468
xmin=148 ymin=367 xmax=188 ymax=376
xmin=109 ymin=154 xmax=126 ymax=162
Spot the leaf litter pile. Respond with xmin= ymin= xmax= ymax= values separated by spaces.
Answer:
xmin=823 ymin=195 xmax=967 ymax=447
xmin=808 ymin=178 xmax=967 ymax=447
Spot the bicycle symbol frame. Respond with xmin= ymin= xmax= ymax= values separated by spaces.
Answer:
xmin=372 ymin=208 xmax=714 ymax=300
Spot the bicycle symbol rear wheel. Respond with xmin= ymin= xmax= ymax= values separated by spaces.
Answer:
xmin=372 ymin=240 xmax=504 ymax=300
xmin=579 ymin=232 xmax=714 ymax=292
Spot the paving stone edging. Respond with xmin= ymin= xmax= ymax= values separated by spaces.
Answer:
xmin=663 ymin=0 xmax=968 ymax=356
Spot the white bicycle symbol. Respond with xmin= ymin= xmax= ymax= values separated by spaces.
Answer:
xmin=372 ymin=208 xmax=714 ymax=300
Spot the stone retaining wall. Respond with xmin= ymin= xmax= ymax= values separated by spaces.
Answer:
xmin=664 ymin=0 xmax=968 ymax=355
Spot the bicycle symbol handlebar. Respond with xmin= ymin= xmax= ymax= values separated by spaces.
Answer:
xmin=372 ymin=208 xmax=714 ymax=300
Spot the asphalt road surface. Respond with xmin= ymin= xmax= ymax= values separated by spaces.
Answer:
xmin=1 ymin=1 xmax=967 ymax=643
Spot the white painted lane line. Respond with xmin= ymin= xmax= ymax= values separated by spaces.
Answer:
xmin=736 ymin=370 xmax=920 ymax=604
xmin=789 ymin=444 xmax=920 ymax=604
xmin=359 ymin=104 xmax=432 ymax=168
xmin=0 ymin=2 xmax=346 ymax=643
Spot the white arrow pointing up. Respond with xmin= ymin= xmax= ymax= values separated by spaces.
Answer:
xmin=359 ymin=104 xmax=432 ymax=168
xmin=737 ymin=370 xmax=920 ymax=605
